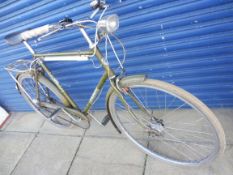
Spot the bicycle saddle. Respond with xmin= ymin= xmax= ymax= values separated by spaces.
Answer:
xmin=5 ymin=32 xmax=23 ymax=45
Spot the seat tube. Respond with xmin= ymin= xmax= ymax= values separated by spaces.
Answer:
xmin=83 ymin=71 xmax=108 ymax=114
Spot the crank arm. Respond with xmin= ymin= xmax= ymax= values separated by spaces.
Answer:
xmin=40 ymin=101 xmax=63 ymax=109
xmin=40 ymin=101 xmax=89 ymax=121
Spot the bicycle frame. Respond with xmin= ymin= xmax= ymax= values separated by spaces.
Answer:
xmin=23 ymin=27 xmax=117 ymax=115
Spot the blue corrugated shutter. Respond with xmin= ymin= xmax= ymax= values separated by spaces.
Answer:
xmin=0 ymin=0 xmax=233 ymax=111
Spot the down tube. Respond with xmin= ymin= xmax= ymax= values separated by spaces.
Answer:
xmin=83 ymin=71 xmax=108 ymax=113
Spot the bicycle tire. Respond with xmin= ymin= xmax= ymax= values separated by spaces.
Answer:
xmin=107 ymin=76 xmax=225 ymax=166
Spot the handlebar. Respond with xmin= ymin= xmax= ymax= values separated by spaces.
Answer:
xmin=4 ymin=20 xmax=89 ymax=45
xmin=21 ymin=25 xmax=50 ymax=41
xmin=5 ymin=1 xmax=109 ymax=45
xmin=5 ymin=24 xmax=53 ymax=45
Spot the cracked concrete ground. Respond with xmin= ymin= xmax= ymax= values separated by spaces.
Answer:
xmin=0 ymin=109 xmax=232 ymax=175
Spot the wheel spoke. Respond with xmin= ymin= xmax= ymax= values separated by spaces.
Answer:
xmin=160 ymin=103 xmax=186 ymax=119
xmin=110 ymin=80 xmax=222 ymax=165
xmin=163 ymin=130 xmax=206 ymax=159
xmin=164 ymin=127 xmax=213 ymax=136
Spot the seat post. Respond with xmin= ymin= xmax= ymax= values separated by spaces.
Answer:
xmin=23 ymin=41 xmax=35 ymax=55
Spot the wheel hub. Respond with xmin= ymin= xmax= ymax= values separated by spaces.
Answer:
xmin=32 ymin=99 xmax=39 ymax=105
xmin=149 ymin=120 xmax=164 ymax=135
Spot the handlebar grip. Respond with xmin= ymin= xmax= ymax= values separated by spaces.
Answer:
xmin=5 ymin=25 xmax=50 ymax=45
xmin=21 ymin=25 xmax=50 ymax=41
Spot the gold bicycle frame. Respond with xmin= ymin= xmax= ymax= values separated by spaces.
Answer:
xmin=32 ymin=47 xmax=115 ymax=115
xmin=22 ymin=26 xmax=130 ymax=118
xmin=10 ymin=23 xmax=149 ymax=133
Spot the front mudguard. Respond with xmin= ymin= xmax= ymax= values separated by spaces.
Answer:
xmin=105 ymin=74 xmax=147 ymax=133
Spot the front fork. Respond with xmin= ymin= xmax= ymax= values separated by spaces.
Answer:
xmin=111 ymin=75 xmax=151 ymax=117
xmin=107 ymin=75 xmax=164 ymax=132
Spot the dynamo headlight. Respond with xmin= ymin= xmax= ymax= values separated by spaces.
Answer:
xmin=97 ymin=14 xmax=119 ymax=33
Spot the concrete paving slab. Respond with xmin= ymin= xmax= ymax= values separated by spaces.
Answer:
xmin=69 ymin=160 xmax=144 ymax=175
xmin=0 ymin=113 xmax=25 ymax=131
xmin=39 ymin=120 xmax=85 ymax=136
xmin=213 ymin=108 xmax=233 ymax=144
xmin=0 ymin=109 xmax=232 ymax=175
xmin=144 ymin=144 xmax=233 ymax=175
xmin=5 ymin=112 xmax=44 ymax=133
xmin=0 ymin=132 xmax=35 ymax=175
xmin=68 ymin=137 xmax=145 ymax=175
xmin=210 ymin=144 xmax=233 ymax=175
xmin=86 ymin=111 xmax=122 ymax=138
xmin=11 ymin=134 xmax=81 ymax=175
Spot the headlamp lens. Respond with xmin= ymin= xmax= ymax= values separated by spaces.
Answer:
xmin=98 ymin=14 xmax=119 ymax=33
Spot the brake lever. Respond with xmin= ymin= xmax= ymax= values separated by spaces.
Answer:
xmin=90 ymin=0 xmax=108 ymax=19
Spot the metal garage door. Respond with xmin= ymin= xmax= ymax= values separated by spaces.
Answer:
xmin=0 ymin=0 xmax=233 ymax=111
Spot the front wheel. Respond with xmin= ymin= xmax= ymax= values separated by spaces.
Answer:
xmin=107 ymin=76 xmax=225 ymax=166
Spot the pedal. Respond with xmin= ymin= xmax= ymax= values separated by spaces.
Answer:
xmin=101 ymin=115 xmax=110 ymax=126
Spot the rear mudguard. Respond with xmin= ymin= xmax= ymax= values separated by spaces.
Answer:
xmin=106 ymin=74 xmax=147 ymax=133
xmin=15 ymin=71 xmax=34 ymax=95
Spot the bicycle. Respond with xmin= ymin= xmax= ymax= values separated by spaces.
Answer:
xmin=4 ymin=1 xmax=226 ymax=167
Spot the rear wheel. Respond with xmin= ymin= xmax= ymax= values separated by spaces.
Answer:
xmin=108 ymin=77 xmax=225 ymax=166
xmin=17 ymin=72 xmax=90 ymax=129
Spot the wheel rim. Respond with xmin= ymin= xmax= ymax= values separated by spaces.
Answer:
xmin=110 ymin=84 xmax=220 ymax=166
